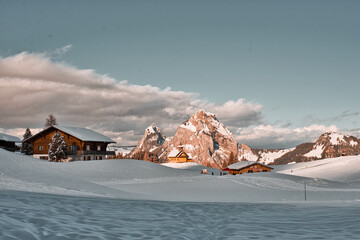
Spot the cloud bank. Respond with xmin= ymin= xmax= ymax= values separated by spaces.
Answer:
xmin=0 ymin=51 xmax=263 ymax=144
xmin=236 ymin=124 xmax=340 ymax=149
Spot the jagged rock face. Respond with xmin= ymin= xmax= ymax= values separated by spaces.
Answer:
xmin=160 ymin=110 xmax=238 ymax=169
xmin=128 ymin=123 xmax=166 ymax=158
xmin=237 ymin=143 xmax=293 ymax=165
xmin=306 ymin=132 xmax=360 ymax=159
xmin=274 ymin=132 xmax=360 ymax=164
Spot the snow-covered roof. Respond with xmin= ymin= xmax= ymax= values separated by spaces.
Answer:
xmin=0 ymin=133 xmax=21 ymax=142
xmin=168 ymin=149 xmax=181 ymax=158
xmin=226 ymin=161 xmax=273 ymax=170
xmin=54 ymin=126 xmax=115 ymax=143
xmin=25 ymin=126 xmax=115 ymax=143
xmin=168 ymin=147 xmax=191 ymax=159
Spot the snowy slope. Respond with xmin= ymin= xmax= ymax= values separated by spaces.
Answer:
xmin=1 ymin=148 xmax=360 ymax=203
xmin=276 ymin=155 xmax=360 ymax=184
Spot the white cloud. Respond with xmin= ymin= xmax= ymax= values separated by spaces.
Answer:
xmin=0 ymin=51 xmax=263 ymax=144
xmin=54 ymin=45 xmax=73 ymax=56
xmin=236 ymin=124 xmax=339 ymax=149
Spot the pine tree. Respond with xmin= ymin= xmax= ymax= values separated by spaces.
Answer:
xmin=44 ymin=113 xmax=58 ymax=129
xmin=48 ymin=132 xmax=67 ymax=162
xmin=20 ymin=128 xmax=33 ymax=155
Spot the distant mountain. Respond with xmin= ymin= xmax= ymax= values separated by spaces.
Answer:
xmin=237 ymin=132 xmax=360 ymax=165
xmin=107 ymin=144 xmax=136 ymax=155
xmin=130 ymin=112 xmax=360 ymax=168
xmin=274 ymin=132 xmax=360 ymax=165
xmin=128 ymin=123 xmax=167 ymax=158
xmin=158 ymin=110 xmax=238 ymax=169
xmin=237 ymin=143 xmax=293 ymax=165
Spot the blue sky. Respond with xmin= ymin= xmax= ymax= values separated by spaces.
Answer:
xmin=0 ymin=0 xmax=359 ymax=148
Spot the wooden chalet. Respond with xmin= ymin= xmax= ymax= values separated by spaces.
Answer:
xmin=0 ymin=133 xmax=21 ymax=152
xmin=223 ymin=161 xmax=273 ymax=175
xmin=168 ymin=147 xmax=192 ymax=163
xmin=23 ymin=126 xmax=115 ymax=161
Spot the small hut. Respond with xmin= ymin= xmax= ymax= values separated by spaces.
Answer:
xmin=168 ymin=147 xmax=192 ymax=163
xmin=0 ymin=133 xmax=21 ymax=152
xmin=223 ymin=161 xmax=273 ymax=175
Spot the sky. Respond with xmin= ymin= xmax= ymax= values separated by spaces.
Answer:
xmin=0 ymin=0 xmax=359 ymax=148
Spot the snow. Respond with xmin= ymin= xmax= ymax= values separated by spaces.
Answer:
xmin=180 ymin=121 xmax=196 ymax=132
xmin=0 ymin=132 xmax=21 ymax=142
xmin=304 ymin=144 xmax=324 ymax=158
xmin=1 ymin=148 xmax=359 ymax=202
xmin=35 ymin=126 xmax=116 ymax=143
xmin=146 ymin=123 xmax=159 ymax=134
xmin=168 ymin=149 xmax=180 ymax=157
xmin=277 ymin=155 xmax=360 ymax=184
xmin=350 ymin=140 xmax=358 ymax=146
xmin=239 ymin=149 xmax=259 ymax=161
xmin=107 ymin=145 xmax=135 ymax=155
xmin=162 ymin=162 xmax=200 ymax=169
xmin=259 ymin=148 xmax=294 ymax=164
xmin=328 ymin=132 xmax=345 ymax=145
xmin=1 ymin=148 xmax=360 ymax=239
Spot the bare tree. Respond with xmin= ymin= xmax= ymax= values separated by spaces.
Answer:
xmin=44 ymin=113 xmax=58 ymax=129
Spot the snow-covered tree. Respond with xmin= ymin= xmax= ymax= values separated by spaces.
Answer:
xmin=44 ymin=113 xmax=58 ymax=129
xmin=48 ymin=132 xmax=67 ymax=162
xmin=20 ymin=128 xmax=33 ymax=155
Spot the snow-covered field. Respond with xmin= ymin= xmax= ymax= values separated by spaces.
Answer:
xmin=1 ymin=148 xmax=360 ymax=239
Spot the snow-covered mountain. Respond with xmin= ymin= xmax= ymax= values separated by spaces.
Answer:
xmin=237 ymin=132 xmax=360 ymax=165
xmin=274 ymin=132 xmax=360 ymax=165
xmin=107 ymin=144 xmax=136 ymax=155
xmin=128 ymin=123 xmax=166 ymax=158
xmin=159 ymin=110 xmax=238 ymax=169
xmin=237 ymin=143 xmax=293 ymax=165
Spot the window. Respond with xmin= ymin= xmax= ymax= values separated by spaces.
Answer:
xmin=86 ymin=145 xmax=91 ymax=151
xmin=99 ymin=156 xmax=102 ymax=160
xmin=70 ymin=145 xmax=77 ymax=154
xmin=39 ymin=145 xmax=44 ymax=151
xmin=87 ymin=156 xmax=91 ymax=161
xmin=97 ymin=145 xmax=101 ymax=151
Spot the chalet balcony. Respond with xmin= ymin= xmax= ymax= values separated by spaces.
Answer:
xmin=67 ymin=150 xmax=115 ymax=156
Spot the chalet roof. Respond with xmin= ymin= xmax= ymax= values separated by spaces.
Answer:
xmin=25 ymin=126 xmax=116 ymax=143
xmin=168 ymin=147 xmax=191 ymax=159
xmin=0 ymin=133 xmax=21 ymax=142
xmin=226 ymin=161 xmax=273 ymax=170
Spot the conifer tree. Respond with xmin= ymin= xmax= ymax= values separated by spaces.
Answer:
xmin=44 ymin=113 xmax=58 ymax=129
xmin=48 ymin=132 xmax=67 ymax=162
xmin=20 ymin=128 xmax=33 ymax=155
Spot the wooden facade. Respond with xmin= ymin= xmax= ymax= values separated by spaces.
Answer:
xmin=224 ymin=162 xmax=273 ymax=175
xmin=24 ymin=126 xmax=115 ymax=161
xmin=168 ymin=147 xmax=192 ymax=163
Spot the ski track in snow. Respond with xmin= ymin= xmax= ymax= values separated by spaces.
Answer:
xmin=1 ymin=190 xmax=360 ymax=240
xmin=2 ymin=149 xmax=360 ymax=239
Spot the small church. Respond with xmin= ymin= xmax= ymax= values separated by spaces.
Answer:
xmin=168 ymin=147 xmax=192 ymax=163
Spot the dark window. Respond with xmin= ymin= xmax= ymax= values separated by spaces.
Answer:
xmin=70 ymin=144 xmax=77 ymax=154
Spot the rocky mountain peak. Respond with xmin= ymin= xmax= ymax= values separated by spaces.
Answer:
xmin=316 ymin=132 xmax=359 ymax=147
xmin=128 ymin=123 xmax=166 ymax=158
xmin=159 ymin=111 xmax=238 ymax=169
